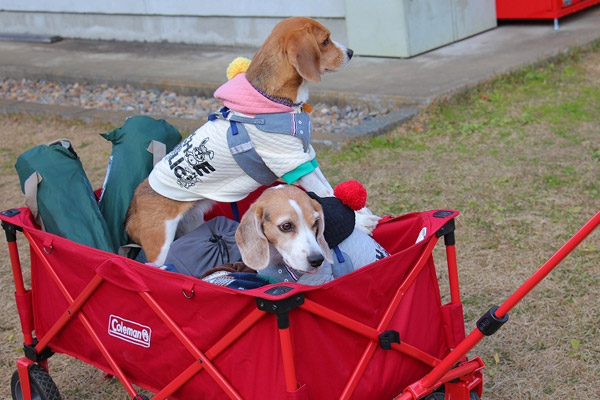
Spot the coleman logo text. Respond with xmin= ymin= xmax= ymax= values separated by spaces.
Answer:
xmin=108 ymin=315 xmax=151 ymax=348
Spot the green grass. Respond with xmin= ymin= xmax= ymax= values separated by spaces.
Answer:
xmin=316 ymin=40 xmax=600 ymax=400
xmin=327 ymin=43 xmax=600 ymax=167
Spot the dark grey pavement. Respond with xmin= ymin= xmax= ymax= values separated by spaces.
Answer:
xmin=1 ymin=5 xmax=600 ymax=144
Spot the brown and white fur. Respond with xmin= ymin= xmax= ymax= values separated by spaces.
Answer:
xmin=125 ymin=17 xmax=376 ymax=265
xmin=235 ymin=185 xmax=333 ymax=274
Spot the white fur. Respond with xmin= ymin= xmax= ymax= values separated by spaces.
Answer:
xmin=355 ymin=207 xmax=381 ymax=235
xmin=297 ymin=168 xmax=334 ymax=198
xmin=331 ymin=40 xmax=352 ymax=72
xmin=157 ymin=215 xmax=183 ymax=266
xmin=275 ymin=199 xmax=326 ymax=273
xmin=296 ymin=80 xmax=310 ymax=104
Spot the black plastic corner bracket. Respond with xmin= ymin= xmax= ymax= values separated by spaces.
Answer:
xmin=477 ymin=306 xmax=509 ymax=336
xmin=256 ymin=292 xmax=305 ymax=329
xmin=435 ymin=218 xmax=456 ymax=246
xmin=435 ymin=218 xmax=455 ymax=238
xmin=378 ymin=330 xmax=401 ymax=350
xmin=1 ymin=219 xmax=22 ymax=242
xmin=23 ymin=340 xmax=54 ymax=362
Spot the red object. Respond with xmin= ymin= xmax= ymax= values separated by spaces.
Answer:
xmin=334 ymin=180 xmax=367 ymax=210
xmin=399 ymin=209 xmax=600 ymax=400
xmin=3 ymin=194 xmax=598 ymax=399
xmin=496 ymin=0 xmax=600 ymax=20
xmin=1 ymin=202 xmax=472 ymax=399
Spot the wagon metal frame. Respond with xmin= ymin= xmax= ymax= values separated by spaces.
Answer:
xmin=2 ymin=204 xmax=599 ymax=400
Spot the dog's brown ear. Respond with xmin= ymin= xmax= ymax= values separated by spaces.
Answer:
xmin=287 ymin=27 xmax=321 ymax=83
xmin=311 ymin=199 xmax=334 ymax=264
xmin=235 ymin=204 xmax=270 ymax=270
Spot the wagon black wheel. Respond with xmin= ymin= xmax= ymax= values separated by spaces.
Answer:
xmin=422 ymin=390 xmax=481 ymax=400
xmin=469 ymin=391 xmax=481 ymax=400
xmin=422 ymin=393 xmax=445 ymax=400
xmin=10 ymin=364 xmax=61 ymax=400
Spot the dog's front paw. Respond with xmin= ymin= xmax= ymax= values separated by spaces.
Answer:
xmin=354 ymin=208 xmax=381 ymax=235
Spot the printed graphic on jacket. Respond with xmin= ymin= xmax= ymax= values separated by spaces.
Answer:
xmin=167 ymin=136 xmax=216 ymax=189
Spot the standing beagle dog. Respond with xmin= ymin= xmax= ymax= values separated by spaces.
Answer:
xmin=126 ymin=17 xmax=378 ymax=265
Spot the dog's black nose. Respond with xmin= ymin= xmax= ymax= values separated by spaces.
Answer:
xmin=307 ymin=254 xmax=324 ymax=268
xmin=347 ymin=48 xmax=354 ymax=60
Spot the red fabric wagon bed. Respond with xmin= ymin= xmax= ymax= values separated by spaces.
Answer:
xmin=1 ymin=195 xmax=481 ymax=400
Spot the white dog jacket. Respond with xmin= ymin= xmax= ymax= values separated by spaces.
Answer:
xmin=148 ymin=74 xmax=318 ymax=203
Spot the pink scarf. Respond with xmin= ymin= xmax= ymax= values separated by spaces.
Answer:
xmin=213 ymin=73 xmax=294 ymax=115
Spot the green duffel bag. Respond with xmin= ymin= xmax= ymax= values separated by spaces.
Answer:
xmin=15 ymin=139 xmax=116 ymax=252
xmin=98 ymin=116 xmax=182 ymax=249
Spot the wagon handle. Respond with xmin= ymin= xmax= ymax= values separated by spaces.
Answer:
xmin=493 ymin=209 xmax=600 ymax=319
xmin=400 ymin=209 xmax=600 ymax=399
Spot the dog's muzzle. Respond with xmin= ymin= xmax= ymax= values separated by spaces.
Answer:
xmin=308 ymin=253 xmax=325 ymax=269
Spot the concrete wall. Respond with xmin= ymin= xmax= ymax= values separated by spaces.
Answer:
xmin=0 ymin=0 xmax=497 ymax=57
xmin=345 ymin=0 xmax=497 ymax=57
xmin=0 ymin=0 xmax=348 ymax=46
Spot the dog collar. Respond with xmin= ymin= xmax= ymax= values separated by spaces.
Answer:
xmin=248 ymin=80 xmax=304 ymax=108
xmin=284 ymin=263 xmax=302 ymax=281
xmin=260 ymin=263 xmax=306 ymax=283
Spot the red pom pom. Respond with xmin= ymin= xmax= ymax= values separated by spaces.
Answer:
xmin=334 ymin=180 xmax=367 ymax=211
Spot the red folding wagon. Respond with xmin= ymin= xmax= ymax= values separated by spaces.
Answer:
xmin=2 ymin=189 xmax=599 ymax=400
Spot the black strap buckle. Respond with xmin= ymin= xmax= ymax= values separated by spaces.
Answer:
xmin=477 ymin=306 xmax=509 ymax=336
xmin=379 ymin=330 xmax=401 ymax=350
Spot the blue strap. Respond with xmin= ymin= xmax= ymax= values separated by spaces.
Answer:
xmin=331 ymin=246 xmax=353 ymax=278
xmin=208 ymin=106 xmax=231 ymax=121
xmin=211 ymin=108 xmax=313 ymax=186
xmin=333 ymin=246 xmax=345 ymax=263
xmin=227 ymin=121 xmax=279 ymax=186
xmin=230 ymin=119 xmax=239 ymax=135
xmin=230 ymin=202 xmax=240 ymax=222
xmin=209 ymin=107 xmax=311 ymax=152
xmin=228 ymin=112 xmax=312 ymax=152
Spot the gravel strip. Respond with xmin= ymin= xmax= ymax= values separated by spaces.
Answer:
xmin=1 ymin=78 xmax=391 ymax=134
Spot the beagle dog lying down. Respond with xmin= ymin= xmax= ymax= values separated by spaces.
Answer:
xmin=125 ymin=16 xmax=379 ymax=265
xmin=235 ymin=185 xmax=389 ymax=284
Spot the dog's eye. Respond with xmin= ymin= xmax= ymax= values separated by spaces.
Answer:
xmin=279 ymin=222 xmax=294 ymax=232
xmin=322 ymin=38 xmax=330 ymax=46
